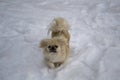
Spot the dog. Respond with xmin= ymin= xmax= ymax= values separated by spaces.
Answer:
xmin=40 ymin=17 xmax=70 ymax=68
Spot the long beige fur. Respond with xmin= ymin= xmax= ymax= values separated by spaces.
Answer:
xmin=40 ymin=17 xmax=70 ymax=68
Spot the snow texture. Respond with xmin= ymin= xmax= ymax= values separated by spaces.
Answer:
xmin=0 ymin=0 xmax=120 ymax=80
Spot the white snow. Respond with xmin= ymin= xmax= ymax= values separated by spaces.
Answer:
xmin=0 ymin=0 xmax=120 ymax=80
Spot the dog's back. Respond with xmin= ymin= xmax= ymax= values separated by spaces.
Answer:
xmin=48 ymin=17 xmax=70 ymax=42
xmin=52 ymin=30 xmax=70 ymax=42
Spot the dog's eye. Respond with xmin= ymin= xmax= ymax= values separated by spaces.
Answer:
xmin=48 ymin=45 xmax=51 ymax=48
xmin=54 ymin=45 xmax=58 ymax=48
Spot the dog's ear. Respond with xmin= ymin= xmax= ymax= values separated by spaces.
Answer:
xmin=40 ymin=39 xmax=49 ymax=48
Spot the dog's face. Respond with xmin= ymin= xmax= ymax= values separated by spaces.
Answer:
xmin=44 ymin=43 xmax=61 ymax=55
xmin=40 ymin=38 xmax=67 ymax=55
xmin=40 ymin=38 xmax=68 ymax=62
xmin=47 ymin=44 xmax=59 ymax=53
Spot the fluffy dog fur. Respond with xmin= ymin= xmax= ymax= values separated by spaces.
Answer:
xmin=40 ymin=17 xmax=70 ymax=68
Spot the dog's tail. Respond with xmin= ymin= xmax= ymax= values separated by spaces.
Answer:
xmin=48 ymin=17 xmax=70 ymax=34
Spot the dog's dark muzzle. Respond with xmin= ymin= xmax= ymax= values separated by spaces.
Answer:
xmin=50 ymin=47 xmax=56 ymax=53
xmin=48 ymin=45 xmax=58 ymax=53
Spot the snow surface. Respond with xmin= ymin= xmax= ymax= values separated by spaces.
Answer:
xmin=0 ymin=0 xmax=120 ymax=80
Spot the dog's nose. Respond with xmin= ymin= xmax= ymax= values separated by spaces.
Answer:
xmin=48 ymin=45 xmax=58 ymax=53
xmin=49 ymin=47 xmax=56 ymax=53
xmin=50 ymin=47 xmax=56 ymax=51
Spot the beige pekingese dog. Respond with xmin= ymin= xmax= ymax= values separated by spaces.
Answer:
xmin=40 ymin=17 xmax=70 ymax=68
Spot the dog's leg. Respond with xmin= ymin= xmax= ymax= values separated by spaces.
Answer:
xmin=46 ymin=61 xmax=55 ymax=68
